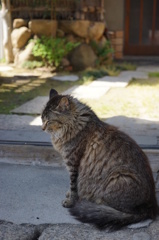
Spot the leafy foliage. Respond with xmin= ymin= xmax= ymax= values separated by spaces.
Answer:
xmin=90 ymin=40 xmax=114 ymax=65
xmin=82 ymin=69 xmax=109 ymax=80
xmin=32 ymin=36 xmax=80 ymax=67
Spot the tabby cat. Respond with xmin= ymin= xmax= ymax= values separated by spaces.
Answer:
xmin=41 ymin=88 xmax=158 ymax=230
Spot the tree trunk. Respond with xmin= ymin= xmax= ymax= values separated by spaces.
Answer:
xmin=1 ymin=0 xmax=14 ymax=63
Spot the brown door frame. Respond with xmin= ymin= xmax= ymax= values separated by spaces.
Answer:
xmin=124 ymin=0 xmax=159 ymax=55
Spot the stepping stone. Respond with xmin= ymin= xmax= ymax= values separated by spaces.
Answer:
xmin=0 ymin=65 xmax=13 ymax=72
xmin=63 ymin=85 xmax=110 ymax=99
xmin=11 ymin=96 xmax=48 ymax=114
xmin=95 ymin=76 xmax=132 ymax=87
xmin=51 ymin=75 xmax=79 ymax=81
xmin=137 ymin=66 xmax=159 ymax=72
xmin=12 ymin=82 xmax=110 ymax=114
xmin=119 ymin=70 xmax=148 ymax=79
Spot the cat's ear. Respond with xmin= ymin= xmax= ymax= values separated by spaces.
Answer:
xmin=58 ymin=97 xmax=70 ymax=111
xmin=49 ymin=89 xmax=58 ymax=100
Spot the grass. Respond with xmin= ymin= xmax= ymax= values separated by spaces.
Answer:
xmin=0 ymin=63 xmax=135 ymax=114
xmin=0 ymin=77 xmax=77 ymax=114
xmin=84 ymin=77 xmax=159 ymax=120
xmin=2 ymin=62 xmax=158 ymax=120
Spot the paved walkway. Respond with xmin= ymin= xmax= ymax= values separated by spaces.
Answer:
xmin=11 ymin=69 xmax=149 ymax=114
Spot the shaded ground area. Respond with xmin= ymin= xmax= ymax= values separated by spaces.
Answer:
xmin=0 ymin=74 xmax=78 ymax=114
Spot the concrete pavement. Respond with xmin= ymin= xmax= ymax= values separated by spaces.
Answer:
xmin=0 ymin=162 xmax=159 ymax=240
xmin=0 ymin=163 xmax=78 ymax=225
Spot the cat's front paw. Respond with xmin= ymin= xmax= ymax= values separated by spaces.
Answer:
xmin=65 ymin=190 xmax=70 ymax=199
xmin=62 ymin=191 xmax=78 ymax=208
xmin=62 ymin=198 xmax=75 ymax=208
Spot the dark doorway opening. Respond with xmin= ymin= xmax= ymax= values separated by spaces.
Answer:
xmin=124 ymin=0 xmax=159 ymax=55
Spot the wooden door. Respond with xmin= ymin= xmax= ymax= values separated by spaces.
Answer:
xmin=124 ymin=0 xmax=159 ymax=55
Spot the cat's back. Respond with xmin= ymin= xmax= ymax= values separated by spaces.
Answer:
xmin=79 ymin=119 xmax=153 ymax=189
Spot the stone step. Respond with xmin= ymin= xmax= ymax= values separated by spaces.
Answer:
xmin=0 ymin=142 xmax=158 ymax=205
xmin=0 ymin=140 xmax=158 ymax=172
xmin=0 ymin=142 xmax=62 ymax=166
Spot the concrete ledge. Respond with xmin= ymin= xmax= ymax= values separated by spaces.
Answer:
xmin=0 ymin=144 xmax=63 ymax=166
xmin=0 ymin=142 xmax=159 ymax=172
xmin=0 ymin=219 xmax=159 ymax=240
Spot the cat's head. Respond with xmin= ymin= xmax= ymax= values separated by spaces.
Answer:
xmin=41 ymin=89 xmax=71 ymax=133
xmin=41 ymin=89 xmax=93 ymax=136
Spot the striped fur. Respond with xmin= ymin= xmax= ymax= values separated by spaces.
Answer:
xmin=41 ymin=89 xmax=158 ymax=230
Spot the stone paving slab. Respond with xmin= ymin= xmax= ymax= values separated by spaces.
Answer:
xmin=11 ymin=68 xmax=149 ymax=114
xmin=51 ymin=75 xmax=79 ymax=81
xmin=0 ymin=114 xmax=159 ymax=147
xmin=11 ymin=96 xmax=48 ymax=114
xmin=95 ymin=75 xmax=132 ymax=87
xmin=62 ymin=85 xmax=110 ymax=99
xmin=137 ymin=66 xmax=159 ymax=72
xmin=119 ymin=70 xmax=148 ymax=79
xmin=0 ymin=65 xmax=13 ymax=72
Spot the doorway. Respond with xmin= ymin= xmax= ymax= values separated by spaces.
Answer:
xmin=124 ymin=0 xmax=159 ymax=55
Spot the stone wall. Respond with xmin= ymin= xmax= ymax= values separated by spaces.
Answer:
xmin=11 ymin=18 xmax=108 ymax=69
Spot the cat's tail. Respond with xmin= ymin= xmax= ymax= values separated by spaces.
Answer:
xmin=69 ymin=200 xmax=154 ymax=230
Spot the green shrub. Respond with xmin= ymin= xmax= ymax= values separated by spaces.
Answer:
xmin=32 ymin=36 xmax=80 ymax=67
xmin=90 ymin=40 xmax=114 ymax=65
xmin=83 ymin=69 xmax=108 ymax=79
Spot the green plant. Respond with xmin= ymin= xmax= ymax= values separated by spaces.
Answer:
xmin=22 ymin=60 xmax=44 ymax=69
xmin=149 ymin=72 xmax=159 ymax=78
xmin=32 ymin=36 xmax=80 ymax=67
xmin=82 ymin=69 xmax=108 ymax=80
xmin=90 ymin=40 xmax=114 ymax=65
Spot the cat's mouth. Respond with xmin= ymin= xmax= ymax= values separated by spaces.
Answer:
xmin=42 ymin=120 xmax=49 ymax=131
